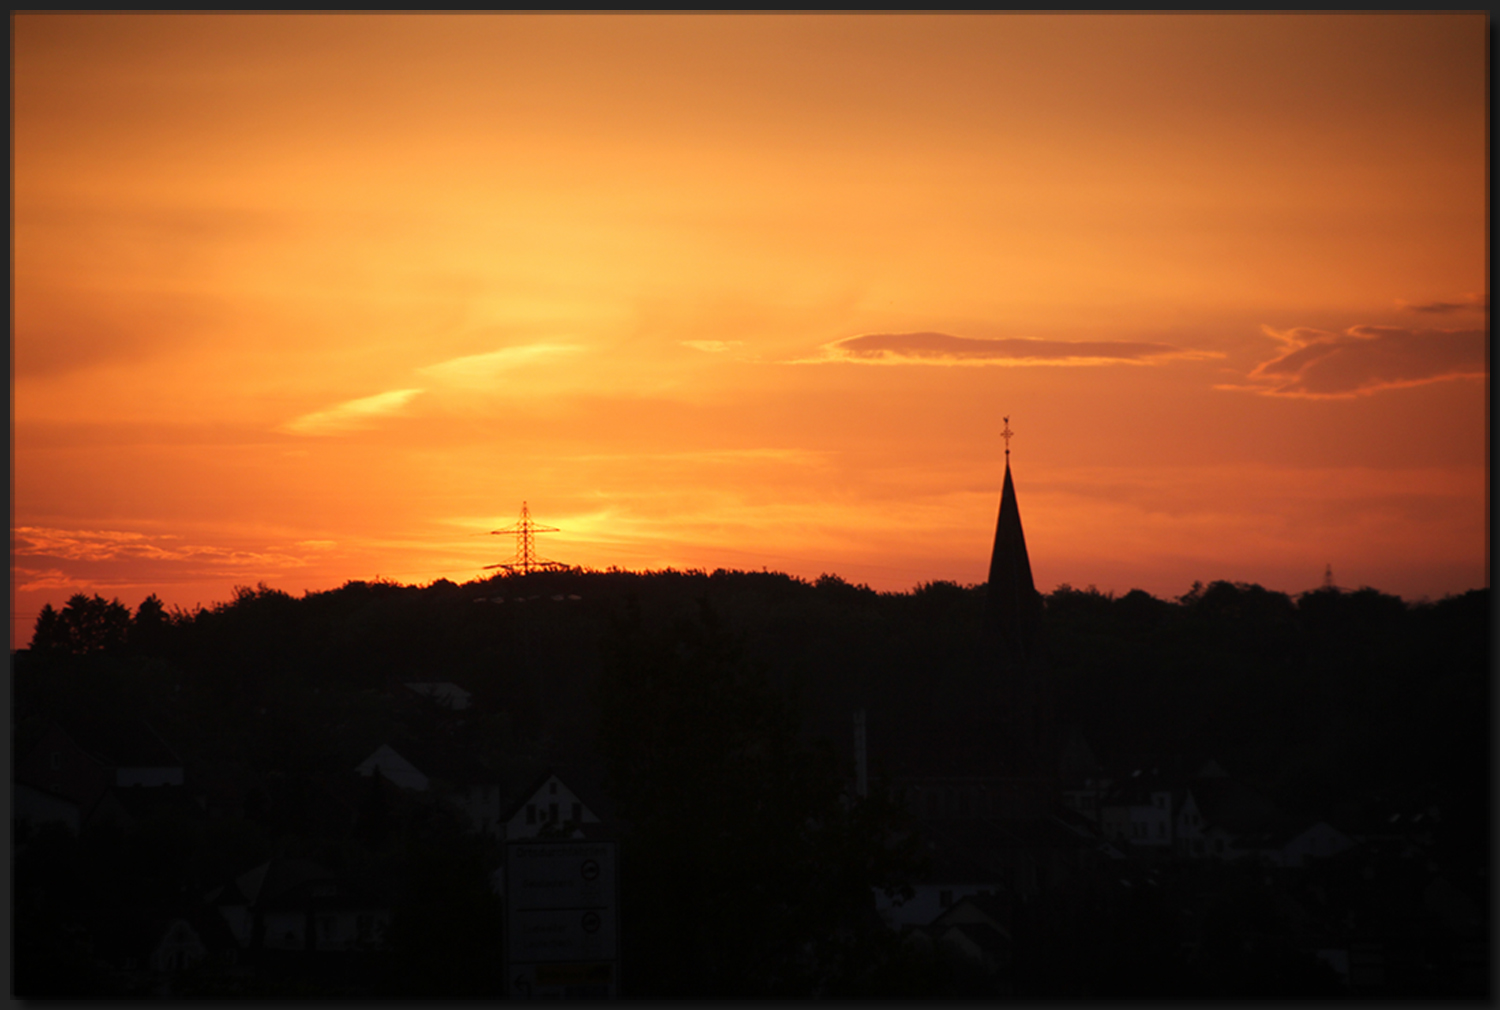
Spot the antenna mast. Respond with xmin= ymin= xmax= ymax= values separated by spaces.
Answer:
xmin=484 ymin=502 xmax=568 ymax=574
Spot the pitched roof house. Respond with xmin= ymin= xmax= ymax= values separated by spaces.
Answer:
xmin=500 ymin=771 xmax=602 ymax=841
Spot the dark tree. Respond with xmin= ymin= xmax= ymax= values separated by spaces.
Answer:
xmin=597 ymin=597 xmax=924 ymax=997
xmin=379 ymin=834 xmax=505 ymax=997
xmin=127 ymin=593 xmax=173 ymax=657
xmin=29 ymin=593 xmax=132 ymax=656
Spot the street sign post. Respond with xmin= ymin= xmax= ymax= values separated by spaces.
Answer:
xmin=505 ymin=840 xmax=619 ymax=999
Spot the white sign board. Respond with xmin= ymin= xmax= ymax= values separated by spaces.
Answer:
xmin=506 ymin=840 xmax=618 ymax=999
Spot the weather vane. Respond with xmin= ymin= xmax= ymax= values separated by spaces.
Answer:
xmin=1002 ymin=416 xmax=1013 ymax=458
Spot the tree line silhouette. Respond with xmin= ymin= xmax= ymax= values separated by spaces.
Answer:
xmin=13 ymin=570 xmax=1488 ymax=996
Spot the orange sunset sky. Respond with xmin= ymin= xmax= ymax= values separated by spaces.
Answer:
xmin=11 ymin=13 xmax=1489 ymax=648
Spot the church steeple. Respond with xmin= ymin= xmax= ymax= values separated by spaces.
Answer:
xmin=985 ymin=418 xmax=1040 ymax=661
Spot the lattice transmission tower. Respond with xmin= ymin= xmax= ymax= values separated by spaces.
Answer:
xmin=484 ymin=502 xmax=569 ymax=575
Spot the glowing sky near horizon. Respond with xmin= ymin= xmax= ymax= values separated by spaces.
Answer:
xmin=11 ymin=13 xmax=1489 ymax=647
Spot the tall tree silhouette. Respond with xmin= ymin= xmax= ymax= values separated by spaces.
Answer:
xmin=30 ymin=593 xmax=132 ymax=656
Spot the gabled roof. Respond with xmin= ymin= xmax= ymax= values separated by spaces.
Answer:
xmin=931 ymin=890 xmax=1012 ymax=933
xmin=402 ymin=681 xmax=472 ymax=710
xmin=500 ymin=769 xmax=604 ymax=824
xmin=206 ymin=877 xmax=253 ymax=907
xmin=355 ymin=744 xmax=429 ymax=790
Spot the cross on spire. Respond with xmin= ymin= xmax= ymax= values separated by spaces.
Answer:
xmin=1002 ymin=416 xmax=1013 ymax=458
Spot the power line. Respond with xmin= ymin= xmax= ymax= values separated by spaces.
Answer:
xmin=484 ymin=502 xmax=569 ymax=575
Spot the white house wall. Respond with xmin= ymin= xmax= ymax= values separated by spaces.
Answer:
xmin=312 ymin=910 xmax=390 ymax=951
xmin=503 ymin=776 xmax=599 ymax=840
xmin=150 ymin=920 xmax=206 ymax=973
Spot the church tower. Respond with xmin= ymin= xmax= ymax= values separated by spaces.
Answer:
xmin=984 ymin=417 xmax=1042 ymax=663
xmin=983 ymin=418 xmax=1050 ymax=777
xmin=887 ymin=418 xmax=1058 ymax=820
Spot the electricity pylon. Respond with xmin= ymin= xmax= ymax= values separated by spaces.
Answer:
xmin=484 ymin=502 xmax=568 ymax=574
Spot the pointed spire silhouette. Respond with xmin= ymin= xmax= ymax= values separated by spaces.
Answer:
xmin=985 ymin=418 xmax=1040 ymax=661
xmin=982 ymin=418 xmax=1053 ymax=781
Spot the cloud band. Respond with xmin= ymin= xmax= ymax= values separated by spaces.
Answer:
xmin=814 ymin=331 xmax=1210 ymax=366
xmin=1233 ymin=325 xmax=1487 ymax=399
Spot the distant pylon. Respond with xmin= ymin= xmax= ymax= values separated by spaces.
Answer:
xmin=1323 ymin=563 xmax=1334 ymax=589
xmin=484 ymin=502 xmax=568 ymax=574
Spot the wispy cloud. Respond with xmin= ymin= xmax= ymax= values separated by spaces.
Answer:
xmin=280 ymin=388 xmax=425 ymax=435
xmin=1225 ymin=325 xmax=1487 ymax=399
xmin=14 ymin=527 xmax=182 ymax=562
xmin=12 ymin=526 xmax=312 ymax=568
xmin=1396 ymin=293 xmax=1488 ymax=315
xmin=417 ymin=344 xmax=584 ymax=387
xmin=682 ymin=340 xmax=744 ymax=354
xmin=13 ymin=567 xmax=90 ymax=593
xmin=805 ymin=331 xmax=1215 ymax=366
